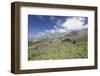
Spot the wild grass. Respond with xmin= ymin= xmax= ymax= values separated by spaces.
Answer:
xmin=28 ymin=40 xmax=88 ymax=60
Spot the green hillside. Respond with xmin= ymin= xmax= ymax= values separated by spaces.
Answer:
xmin=28 ymin=29 xmax=88 ymax=60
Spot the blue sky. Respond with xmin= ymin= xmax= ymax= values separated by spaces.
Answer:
xmin=28 ymin=15 xmax=88 ymax=40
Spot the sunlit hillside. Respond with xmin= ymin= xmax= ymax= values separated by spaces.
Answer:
xmin=28 ymin=28 xmax=88 ymax=60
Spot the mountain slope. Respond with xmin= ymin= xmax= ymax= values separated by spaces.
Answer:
xmin=28 ymin=28 xmax=88 ymax=60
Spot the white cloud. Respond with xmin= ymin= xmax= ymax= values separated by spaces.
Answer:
xmin=57 ymin=28 xmax=67 ymax=33
xmin=35 ymin=17 xmax=88 ymax=37
xmin=61 ymin=17 xmax=86 ymax=30
xmin=36 ymin=32 xmax=46 ymax=38
xmin=50 ymin=29 xmax=56 ymax=33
